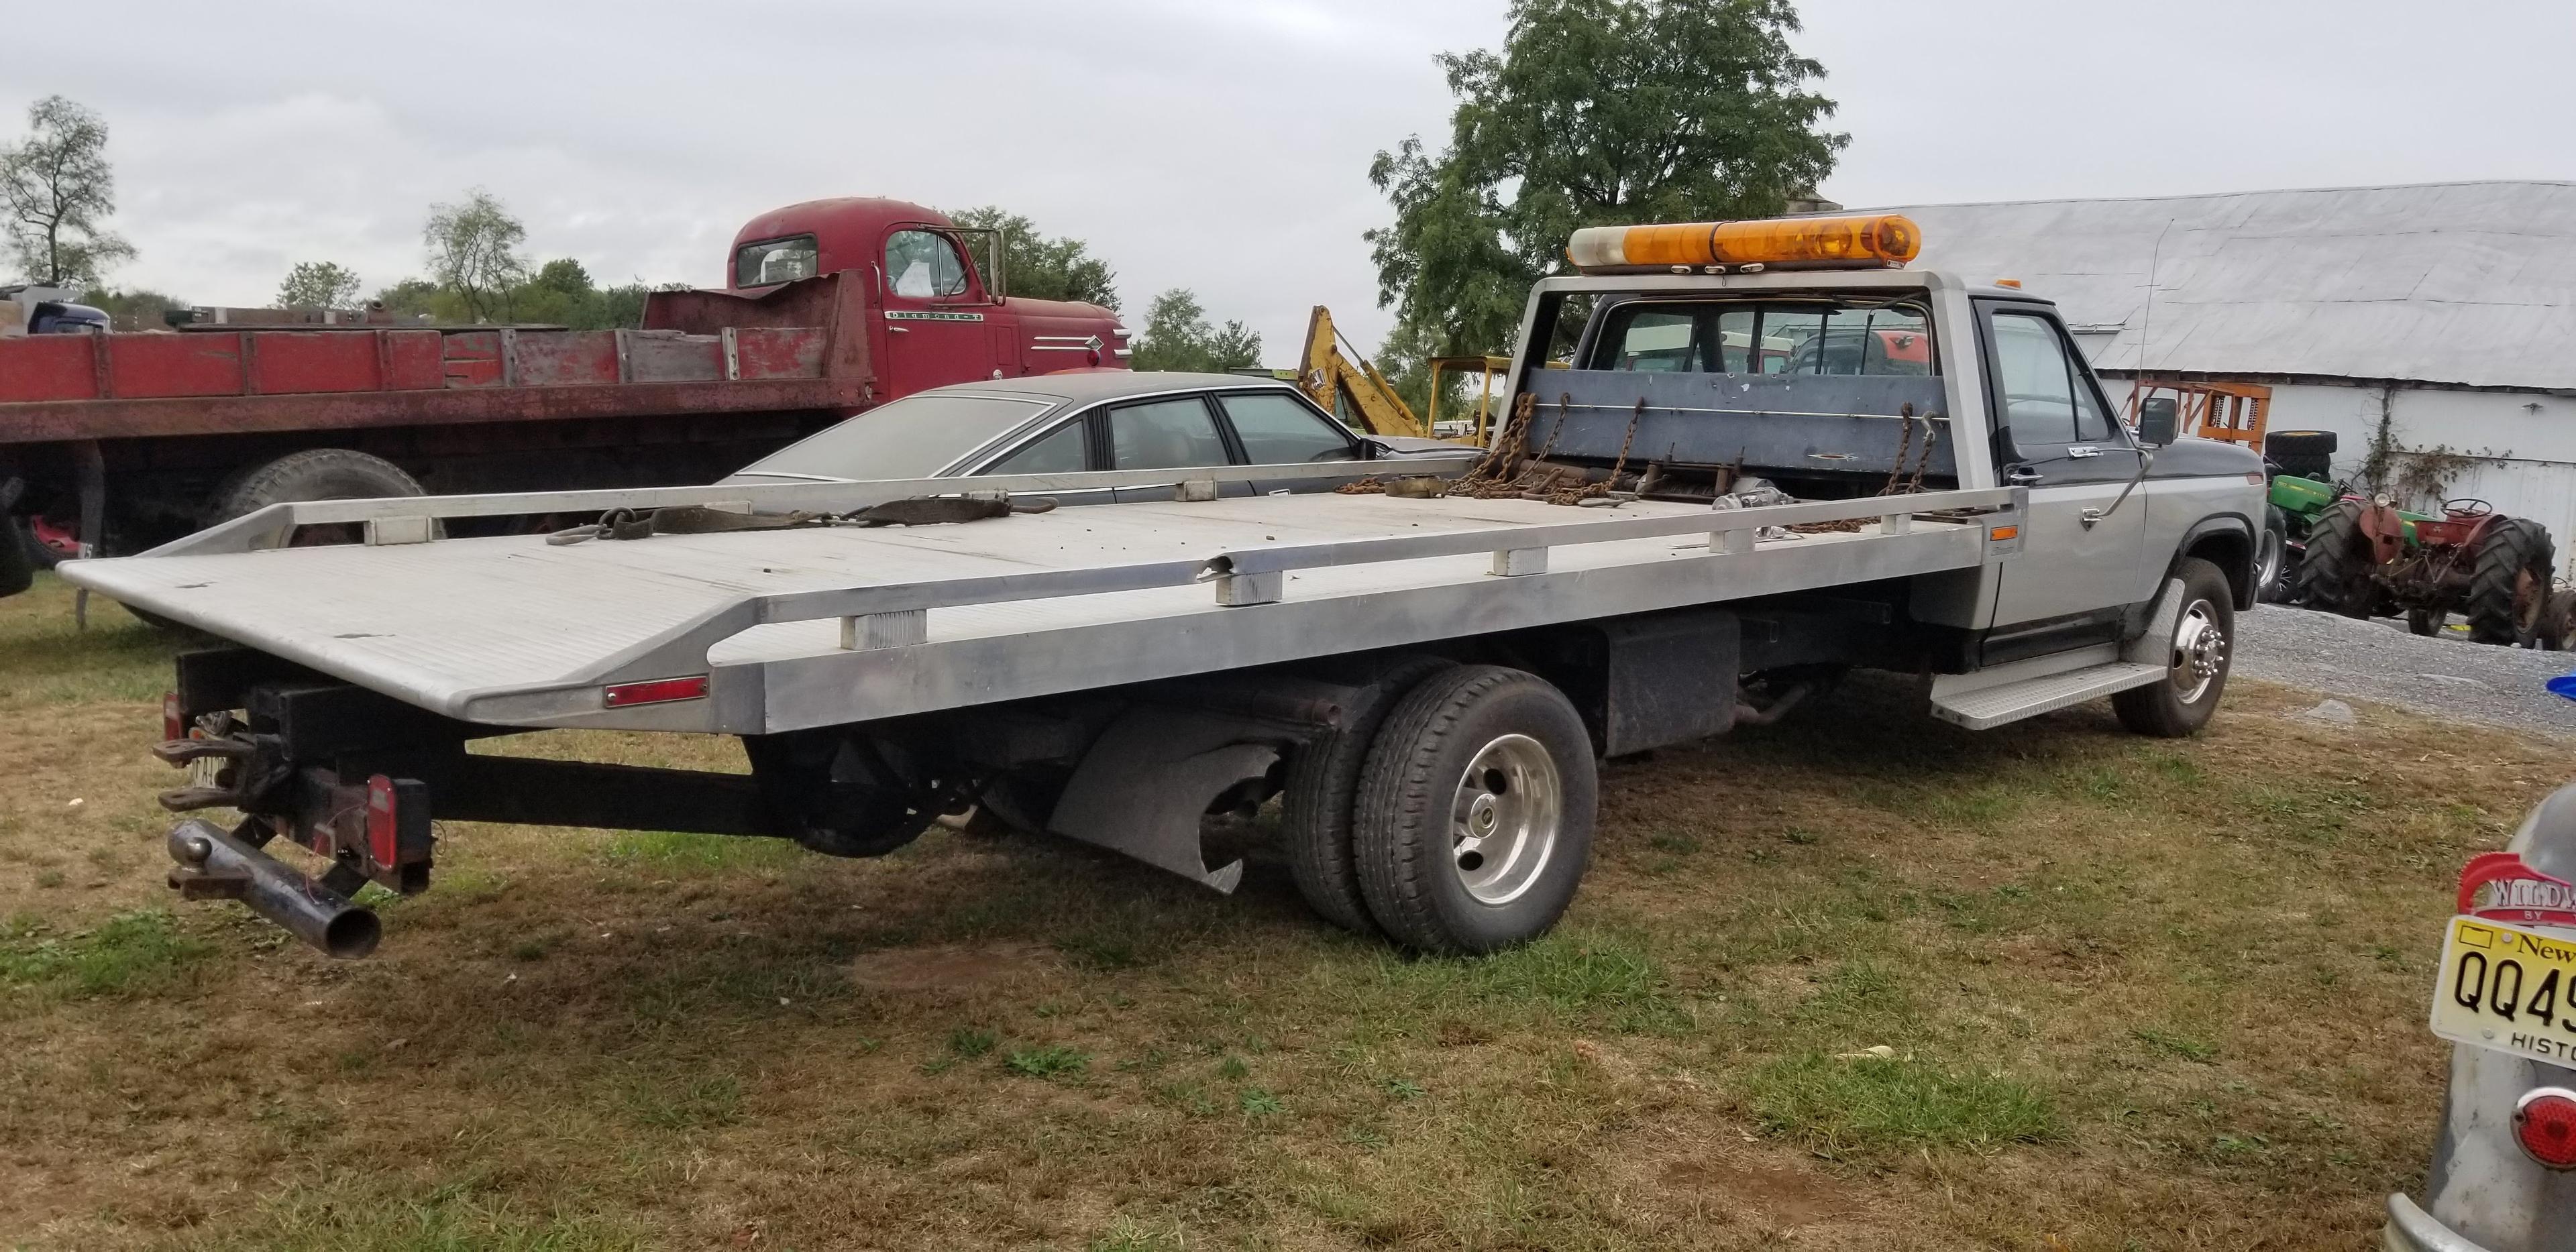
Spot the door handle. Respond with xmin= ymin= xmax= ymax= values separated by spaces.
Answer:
xmin=888 ymin=325 xmax=909 ymax=334
xmin=2066 ymin=445 xmax=2102 ymax=458
xmin=2006 ymin=465 xmax=2041 ymax=486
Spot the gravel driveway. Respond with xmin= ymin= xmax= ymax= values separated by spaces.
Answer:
xmin=2233 ymin=603 xmax=2576 ymax=738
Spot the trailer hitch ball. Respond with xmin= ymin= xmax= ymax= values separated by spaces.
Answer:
xmin=163 ymin=819 xmax=382 ymax=959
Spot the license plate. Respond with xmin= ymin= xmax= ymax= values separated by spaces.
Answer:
xmin=2431 ymin=916 xmax=2576 ymax=1066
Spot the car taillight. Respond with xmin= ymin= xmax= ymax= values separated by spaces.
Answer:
xmin=2516 ymin=1087 xmax=2576 ymax=1170
xmin=162 ymin=691 xmax=186 ymax=742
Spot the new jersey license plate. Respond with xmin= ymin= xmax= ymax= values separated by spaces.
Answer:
xmin=2431 ymin=916 xmax=2576 ymax=1066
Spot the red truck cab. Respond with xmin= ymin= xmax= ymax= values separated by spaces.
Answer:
xmin=728 ymin=198 xmax=1128 ymax=395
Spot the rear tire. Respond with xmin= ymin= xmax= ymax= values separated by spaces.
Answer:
xmin=1352 ymin=665 xmax=1596 ymax=955
xmin=2113 ymin=557 xmax=2235 ymax=738
xmin=1278 ymin=653 xmax=1456 ymax=935
xmin=2465 ymin=517 xmax=2554 ymax=646
xmin=217 ymin=449 xmax=425 ymax=545
xmin=2298 ymin=499 xmax=2377 ymax=618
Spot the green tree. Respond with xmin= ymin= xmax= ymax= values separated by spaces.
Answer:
xmin=1366 ymin=0 xmax=1844 ymax=359
xmin=1130 ymin=288 xmax=1260 ymax=373
xmin=371 ymin=277 xmax=443 ymax=320
xmin=275 ymin=260 xmax=363 ymax=310
xmin=945 ymin=206 xmax=1120 ymax=309
xmin=74 ymin=286 xmax=184 ymax=330
xmin=423 ymin=188 xmax=528 ymax=322
xmin=1 ymin=95 xmax=133 ymax=287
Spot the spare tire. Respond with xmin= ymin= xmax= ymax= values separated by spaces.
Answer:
xmin=217 ymin=449 xmax=425 ymax=544
xmin=2264 ymin=430 xmax=2338 ymax=481
xmin=2465 ymin=516 xmax=2555 ymax=646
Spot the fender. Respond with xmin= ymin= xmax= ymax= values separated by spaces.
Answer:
xmin=2170 ymin=512 xmax=2257 ymax=610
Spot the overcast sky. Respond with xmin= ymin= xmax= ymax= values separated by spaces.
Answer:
xmin=7 ymin=0 xmax=2571 ymax=359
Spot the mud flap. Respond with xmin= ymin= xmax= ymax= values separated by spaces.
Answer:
xmin=1046 ymin=708 xmax=1282 ymax=893
xmin=2121 ymin=577 xmax=2186 ymax=667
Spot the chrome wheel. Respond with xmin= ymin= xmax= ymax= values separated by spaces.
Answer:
xmin=1449 ymin=733 xmax=1562 ymax=905
xmin=2169 ymin=597 xmax=2228 ymax=703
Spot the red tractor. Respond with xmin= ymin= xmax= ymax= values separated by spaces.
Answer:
xmin=2299 ymin=495 xmax=2557 ymax=644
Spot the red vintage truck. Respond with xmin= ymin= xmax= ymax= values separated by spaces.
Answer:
xmin=0 ymin=197 xmax=1128 ymax=591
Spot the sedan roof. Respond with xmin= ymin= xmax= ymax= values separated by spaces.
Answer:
xmin=930 ymin=370 xmax=1290 ymax=406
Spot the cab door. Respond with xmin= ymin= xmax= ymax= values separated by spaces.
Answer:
xmin=877 ymin=227 xmax=994 ymax=394
xmin=1980 ymin=302 xmax=2150 ymax=638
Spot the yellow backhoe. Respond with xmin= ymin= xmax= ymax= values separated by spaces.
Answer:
xmin=1297 ymin=306 xmax=1507 ymax=445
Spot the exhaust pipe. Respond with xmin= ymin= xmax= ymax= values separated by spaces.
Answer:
xmin=164 ymin=819 xmax=381 ymax=958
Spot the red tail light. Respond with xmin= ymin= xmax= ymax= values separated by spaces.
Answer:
xmin=162 ymin=691 xmax=186 ymax=742
xmin=2516 ymin=1088 xmax=2576 ymax=1170
xmin=602 ymin=675 xmax=710 ymax=707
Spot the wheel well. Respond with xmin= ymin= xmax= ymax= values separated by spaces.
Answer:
xmin=2182 ymin=526 xmax=2254 ymax=610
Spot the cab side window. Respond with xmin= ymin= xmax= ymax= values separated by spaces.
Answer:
xmin=1988 ymin=312 xmax=2081 ymax=445
xmin=885 ymin=229 xmax=969 ymax=298
xmin=1218 ymin=392 xmax=1358 ymax=463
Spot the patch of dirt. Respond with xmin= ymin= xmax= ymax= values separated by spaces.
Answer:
xmin=1661 ymin=1156 xmax=1850 ymax=1229
xmin=847 ymin=942 xmax=1055 ymax=992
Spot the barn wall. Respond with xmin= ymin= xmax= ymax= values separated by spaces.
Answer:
xmin=2104 ymin=375 xmax=2576 ymax=576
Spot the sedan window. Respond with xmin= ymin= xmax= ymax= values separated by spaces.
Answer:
xmin=988 ymin=420 xmax=1088 ymax=475
xmin=1218 ymin=392 xmax=1359 ymax=464
xmin=1109 ymin=397 xmax=1228 ymax=471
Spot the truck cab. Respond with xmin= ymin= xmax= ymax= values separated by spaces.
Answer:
xmin=1497 ymin=220 xmax=2265 ymax=685
xmin=726 ymin=198 xmax=1128 ymax=398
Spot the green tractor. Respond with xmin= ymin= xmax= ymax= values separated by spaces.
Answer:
xmin=2260 ymin=431 xmax=2557 ymax=644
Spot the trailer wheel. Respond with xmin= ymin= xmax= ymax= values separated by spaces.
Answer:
xmin=219 ymin=449 xmax=425 ymax=544
xmin=1352 ymin=665 xmax=1596 ymax=954
xmin=2113 ymin=557 xmax=2235 ymax=738
xmin=2465 ymin=517 xmax=2554 ymax=646
xmin=2298 ymin=499 xmax=2376 ymax=618
xmin=1279 ymin=653 xmax=1456 ymax=935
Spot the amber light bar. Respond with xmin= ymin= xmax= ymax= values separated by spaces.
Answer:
xmin=1565 ymin=214 xmax=1921 ymax=273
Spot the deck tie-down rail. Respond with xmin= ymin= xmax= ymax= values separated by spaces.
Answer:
xmin=565 ymin=487 xmax=2022 ymax=692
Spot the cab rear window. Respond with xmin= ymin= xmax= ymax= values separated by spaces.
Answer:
xmin=735 ymin=234 xmax=820 ymax=288
xmin=1589 ymin=301 xmax=1935 ymax=377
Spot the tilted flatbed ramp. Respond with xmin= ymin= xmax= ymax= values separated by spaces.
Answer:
xmin=62 ymin=477 xmax=2017 ymax=736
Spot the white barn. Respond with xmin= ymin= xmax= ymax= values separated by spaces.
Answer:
xmin=1886 ymin=182 xmax=2576 ymax=573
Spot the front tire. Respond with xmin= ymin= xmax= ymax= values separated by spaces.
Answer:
xmin=2113 ymin=557 xmax=2235 ymax=738
xmin=2253 ymin=506 xmax=2290 ymax=604
xmin=1352 ymin=666 xmax=1597 ymax=955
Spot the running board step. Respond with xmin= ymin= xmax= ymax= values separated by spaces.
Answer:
xmin=1929 ymin=660 xmax=2165 ymax=730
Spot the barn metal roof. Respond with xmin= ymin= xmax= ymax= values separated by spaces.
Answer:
xmin=1881 ymin=181 xmax=2576 ymax=392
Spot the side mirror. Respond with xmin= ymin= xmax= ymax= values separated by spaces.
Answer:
xmin=2137 ymin=397 xmax=2180 ymax=447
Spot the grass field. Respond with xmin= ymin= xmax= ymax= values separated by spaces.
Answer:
xmin=0 ymin=572 xmax=2561 ymax=1250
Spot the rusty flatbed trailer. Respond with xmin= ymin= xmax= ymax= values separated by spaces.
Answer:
xmin=0 ymin=194 xmax=1127 ymax=597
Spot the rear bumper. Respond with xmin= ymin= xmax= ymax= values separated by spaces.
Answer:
xmin=2384 ymin=1193 xmax=2495 ymax=1252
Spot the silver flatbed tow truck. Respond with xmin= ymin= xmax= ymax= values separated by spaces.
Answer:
xmin=63 ymin=213 xmax=2269 ymax=959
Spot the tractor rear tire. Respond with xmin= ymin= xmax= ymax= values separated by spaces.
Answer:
xmin=2113 ymin=558 xmax=2235 ymax=738
xmin=2466 ymin=516 xmax=2555 ymax=646
xmin=1278 ymin=652 xmax=1457 ymax=936
xmin=2298 ymin=499 xmax=2377 ymax=618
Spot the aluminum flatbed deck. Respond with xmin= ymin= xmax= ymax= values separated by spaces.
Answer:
xmin=61 ymin=467 xmax=2017 ymax=736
